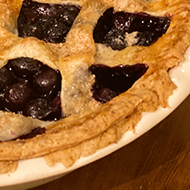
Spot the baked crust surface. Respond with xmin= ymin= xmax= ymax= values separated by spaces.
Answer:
xmin=0 ymin=0 xmax=190 ymax=173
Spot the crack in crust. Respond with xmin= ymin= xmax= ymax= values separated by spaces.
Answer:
xmin=0 ymin=0 xmax=190 ymax=174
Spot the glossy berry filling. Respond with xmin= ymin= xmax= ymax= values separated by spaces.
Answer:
xmin=0 ymin=57 xmax=62 ymax=121
xmin=18 ymin=0 xmax=81 ymax=43
xmin=15 ymin=127 xmax=46 ymax=140
xmin=93 ymin=8 xmax=171 ymax=50
xmin=89 ymin=63 xmax=149 ymax=103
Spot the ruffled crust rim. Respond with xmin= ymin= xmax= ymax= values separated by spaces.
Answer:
xmin=0 ymin=0 xmax=190 ymax=173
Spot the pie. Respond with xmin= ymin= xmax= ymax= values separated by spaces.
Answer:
xmin=0 ymin=0 xmax=190 ymax=174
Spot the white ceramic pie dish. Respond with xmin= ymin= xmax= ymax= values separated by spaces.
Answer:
xmin=0 ymin=47 xmax=190 ymax=190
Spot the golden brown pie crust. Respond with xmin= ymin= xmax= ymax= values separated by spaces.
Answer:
xmin=0 ymin=0 xmax=190 ymax=174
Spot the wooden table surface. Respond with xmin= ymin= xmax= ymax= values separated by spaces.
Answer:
xmin=31 ymin=95 xmax=190 ymax=190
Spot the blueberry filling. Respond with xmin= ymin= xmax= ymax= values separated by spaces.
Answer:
xmin=23 ymin=98 xmax=52 ymax=120
xmin=93 ymin=8 xmax=171 ymax=50
xmin=0 ymin=67 xmax=14 ymax=92
xmin=4 ymin=83 xmax=31 ymax=112
xmin=89 ymin=64 xmax=149 ymax=103
xmin=31 ymin=65 xmax=61 ymax=95
xmin=15 ymin=127 xmax=46 ymax=140
xmin=0 ymin=57 xmax=62 ymax=121
xmin=17 ymin=0 xmax=81 ymax=43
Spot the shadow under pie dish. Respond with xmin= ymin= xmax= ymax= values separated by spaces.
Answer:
xmin=0 ymin=0 xmax=189 ymax=180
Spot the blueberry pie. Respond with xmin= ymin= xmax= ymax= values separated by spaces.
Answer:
xmin=0 ymin=0 xmax=190 ymax=173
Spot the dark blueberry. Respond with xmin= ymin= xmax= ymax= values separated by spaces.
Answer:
xmin=45 ymin=95 xmax=62 ymax=120
xmin=16 ymin=127 xmax=46 ymax=140
xmin=126 ymin=12 xmax=171 ymax=46
xmin=0 ymin=95 xmax=4 ymax=110
xmin=8 ymin=57 xmax=42 ymax=79
xmin=17 ymin=0 xmax=81 ymax=43
xmin=12 ymin=76 xmax=29 ymax=86
xmin=0 ymin=67 xmax=14 ymax=93
xmin=126 ymin=12 xmax=170 ymax=33
xmin=92 ymin=88 xmax=118 ymax=103
xmin=45 ymin=22 xmax=70 ymax=43
xmin=23 ymin=98 xmax=52 ymax=120
xmin=135 ymin=31 xmax=156 ymax=46
xmin=4 ymin=83 xmax=31 ymax=112
xmin=93 ymin=8 xmax=170 ymax=50
xmin=89 ymin=63 xmax=148 ymax=103
xmin=60 ymin=5 xmax=81 ymax=26
xmin=93 ymin=8 xmax=114 ymax=45
xmin=18 ymin=24 xmax=44 ymax=40
xmin=103 ymin=29 xmax=126 ymax=50
xmin=31 ymin=65 xmax=61 ymax=96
